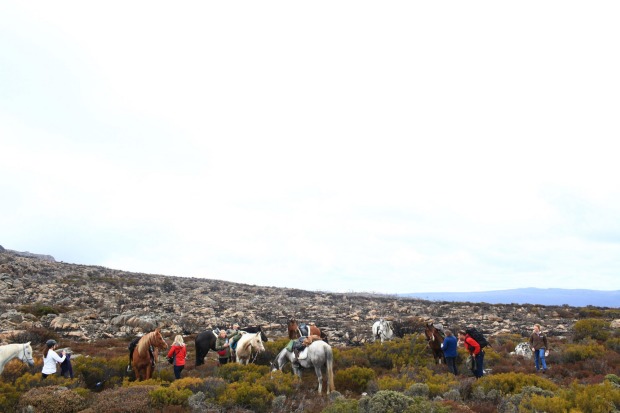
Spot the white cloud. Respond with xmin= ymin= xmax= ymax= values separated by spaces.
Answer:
xmin=2 ymin=1 xmax=620 ymax=294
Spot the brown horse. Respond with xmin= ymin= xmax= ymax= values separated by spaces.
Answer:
xmin=287 ymin=319 xmax=328 ymax=342
xmin=131 ymin=329 xmax=168 ymax=380
xmin=424 ymin=322 xmax=446 ymax=364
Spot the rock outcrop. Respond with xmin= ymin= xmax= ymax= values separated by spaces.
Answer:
xmin=0 ymin=250 xmax=598 ymax=346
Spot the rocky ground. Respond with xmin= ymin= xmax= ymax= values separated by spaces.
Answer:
xmin=0 ymin=249 xmax=593 ymax=346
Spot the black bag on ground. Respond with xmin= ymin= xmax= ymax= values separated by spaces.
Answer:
xmin=465 ymin=327 xmax=490 ymax=348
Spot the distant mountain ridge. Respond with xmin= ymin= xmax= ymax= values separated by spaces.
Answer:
xmin=399 ymin=288 xmax=620 ymax=308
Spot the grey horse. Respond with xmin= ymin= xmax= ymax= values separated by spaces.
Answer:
xmin=271 ymin=340 xmax=335 ymax=394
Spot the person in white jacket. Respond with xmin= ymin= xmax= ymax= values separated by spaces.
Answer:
xmin=42 ymin=339 xmax=65 ymax=379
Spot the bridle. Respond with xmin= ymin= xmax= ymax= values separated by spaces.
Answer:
xmin=378 ymin=320 xmax=392 ymax=340
xmin=19 ymin=343 xmax=33 ymax=365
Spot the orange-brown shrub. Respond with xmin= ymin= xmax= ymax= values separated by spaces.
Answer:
xmin=17 ymin=385 xmax=87 ymax=413
xmin=88 ymin=385 xmax=157 ymax=412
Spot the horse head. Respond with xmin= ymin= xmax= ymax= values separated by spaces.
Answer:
xmin=21 ymin=342 xmax=35 ymax=367
xmin=288 ymin=319 xmax=300 ymax=339
xmin=152 ymin=329 xmax=168 ymax=350
xmin=258 ymin=327 xmax=268 ymax=342
xmin=251 ymin=333 xmax=265 ymax=352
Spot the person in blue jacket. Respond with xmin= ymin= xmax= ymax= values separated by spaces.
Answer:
xmin=441 ymin=329 xmax=459 ymax=375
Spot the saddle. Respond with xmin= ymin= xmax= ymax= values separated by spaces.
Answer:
xmin=302 ymin=334 xmax=322 ymax=347
xmin=298 ymin=323 xmax=310 ymax=337
xmin=296 ymin=347 xmax=309 ymax=360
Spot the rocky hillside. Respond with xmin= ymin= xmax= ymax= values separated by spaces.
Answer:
xmin=0 ymin=249 xmax=592 ymax=346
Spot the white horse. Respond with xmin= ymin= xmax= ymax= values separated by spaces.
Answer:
xmin=235 ymin=332 xmax=265 ymax=365
xmin=271 ymin=340 xmax=335 ymax=394
xmin=372 ymin=318 xmax=394 ymax=343
xmin=0 ymin=342 xmax=35 ymax=374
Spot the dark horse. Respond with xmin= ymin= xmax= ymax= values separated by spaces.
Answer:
xmin=424 ymin=322 xmax=446 ymax=364
xmin=195 ymin=326 xmax=268 ymax=366
xmin=287 ymin=319 xmax=328 ymax=343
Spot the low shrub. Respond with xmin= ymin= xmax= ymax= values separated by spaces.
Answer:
xmin=219 ymin=381 xmax=274 ymax=412
xmin=0 ymin=358 xmax=31 ymax=383
xmin=606 ymin=337 xmax=620 ymax=353
xmin=74 ymin=355 xmax=127 ymax=390
xmin=257 ymin=369 xmax=296 ymax=396
xmin=149 ymin=386 xmax=193 ymax=408
xmin=17 ymin=385 xmax=87 ymax=413
xmin=377 ymin=375 xmax=409 ymax=392
xmin=573 ymin=318 xmax=610 ymax=342
xmin=605 ymin=374 xmax=620 ymax=386
xmin=18 ymin=303 xmax=68 ymax=317
xmin=571 ymin=380 xmax=620 ymax=413
xmin=522 ymin=394 xmax=570 ymax=413
xmin=334 ymin=347 xmax=370 ymax=369
xmin=201 ymin=377 xmax=227 ymax=401
xmin=364 ymin=390 xmax=414 ymax=413
xmin=0 ymin=382 xmax=21 ymax=412
xmin=475 ymin=372 xmax=557 ymax=395
xmin=322 ymin=397 xmax=359 ymax=413
xmin=89 ymin=385 xmax=157 ymax=412
xmin=334 ymin=366 xmax=376 ymax=393
xmin=404 ymin=382 xmax=429 ymax=398
xmin=218 ymin=362 xmax=269 ymax=383
xmin=170 ymin=376 xmax=206 ymax=392
xmin=15 ymin=371 xmax=66 ymax=392
xmin=561 ymin=342 xmax=607 ymax=363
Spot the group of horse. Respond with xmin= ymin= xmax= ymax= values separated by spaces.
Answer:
xmin=373 ymin=318 xmax=446 ymax=364
xmin=195 ymin=319 xmax=335 ymax=394
xmin=0 ymin=319 xmax=442 ymax=395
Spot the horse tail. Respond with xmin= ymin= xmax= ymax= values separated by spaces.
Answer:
xmin=325 ymin=345 xmax=335 ymax=392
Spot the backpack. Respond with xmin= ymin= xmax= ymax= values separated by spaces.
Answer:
xmin=465 ymin=327 xmax=490 ymax=349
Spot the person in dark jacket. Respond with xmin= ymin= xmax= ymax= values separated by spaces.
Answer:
xmin=529 ymin=324 xmax=549 ymax=373
xmin=441 ymin=329 xmax=458 ymax=375
xmin=215 ymin=330 xmax=231 ymax=365
xmin=60 ymin=352 xmax=73 ymax=379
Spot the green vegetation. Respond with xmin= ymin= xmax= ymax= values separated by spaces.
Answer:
xmin=2 ymin=328 xmax=620 ymax=412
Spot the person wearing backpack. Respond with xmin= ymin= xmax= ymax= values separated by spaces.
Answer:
xmin=529 ymin=324 xmax=548 ymax=373
xmin=458 ymin=330 xmax=484 ymax=378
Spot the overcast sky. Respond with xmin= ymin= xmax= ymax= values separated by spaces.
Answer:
xmin=2 ymin=2 xmax=619 ymax=294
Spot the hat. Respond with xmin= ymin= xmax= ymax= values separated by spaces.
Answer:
xmin=233 ymin=323 xmax=239 ymax=327
xmin=46 ymin=339 xmax=57 ymax=348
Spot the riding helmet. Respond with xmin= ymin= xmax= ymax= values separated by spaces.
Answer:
xmin=46 ymin=339 xmax=57 ymax=348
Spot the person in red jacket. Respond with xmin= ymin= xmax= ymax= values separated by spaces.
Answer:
xmin=458 ymin=330 xmax=484 ymax=378
xmin=167 ymin=335 xmax=187 ymax=380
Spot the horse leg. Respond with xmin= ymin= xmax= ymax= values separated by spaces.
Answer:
xmin=314 ymin=365 xmax=323 ymax=393
xmin=196 ymin=348 xmax=204 ymax=366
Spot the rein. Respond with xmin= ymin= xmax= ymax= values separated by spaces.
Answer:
xmin=20 ymin=344 xmax=28 ymax=363
xmin=239 ymin=335 xmax=261 ymax=363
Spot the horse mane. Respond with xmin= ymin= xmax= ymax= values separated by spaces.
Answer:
xmin=136 ymin=331 xmax=155 ymax=355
